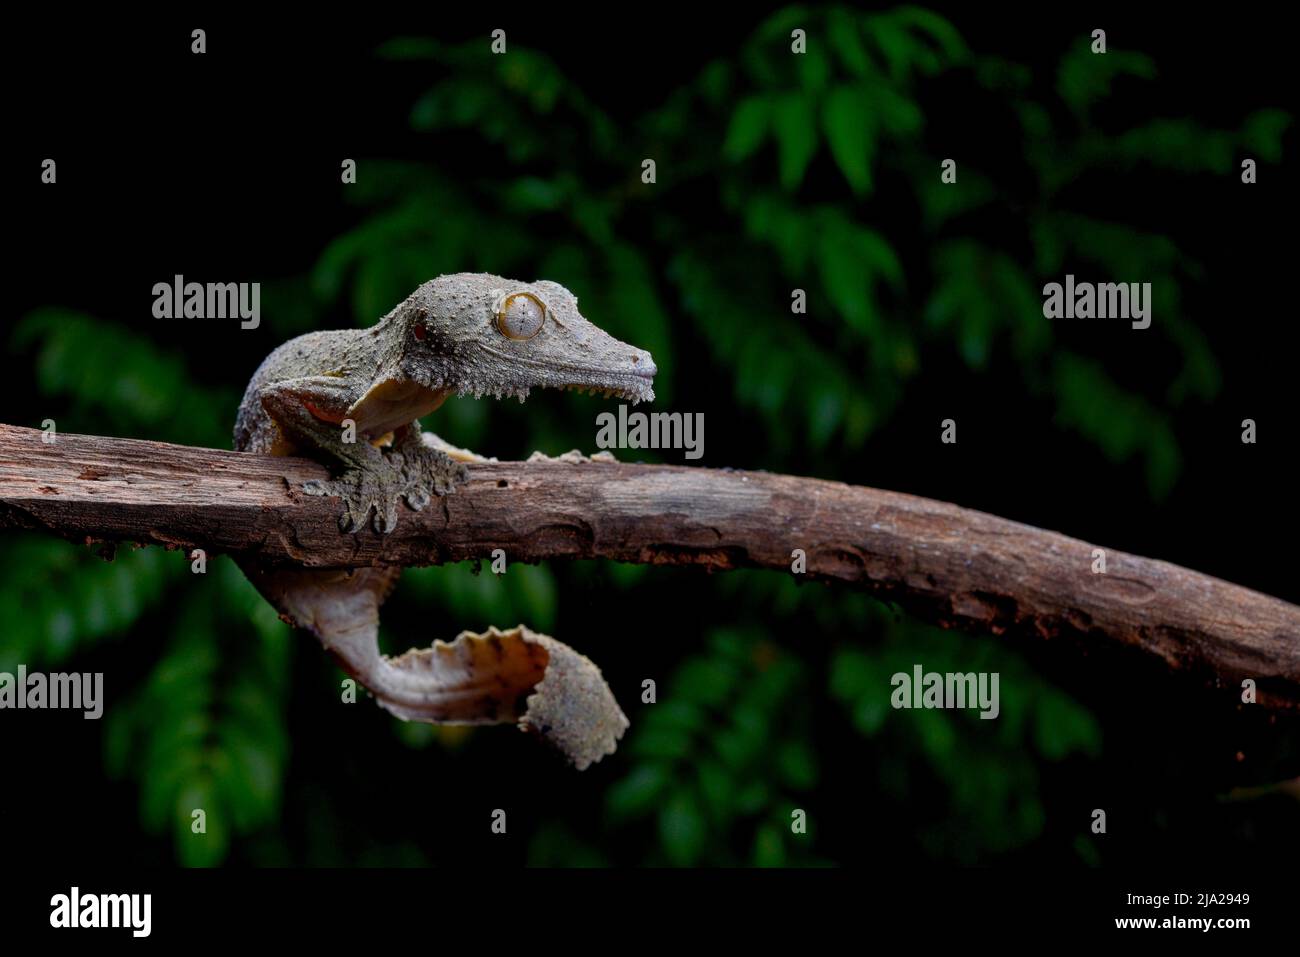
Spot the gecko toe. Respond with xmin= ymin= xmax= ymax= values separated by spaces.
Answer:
xmin=375 ymin=499 xmax=400 ymax=534
xmin=392 ymin=444 xmax=468 ymax=503
xmin=339 ymin=508 xmax=365 ymax=534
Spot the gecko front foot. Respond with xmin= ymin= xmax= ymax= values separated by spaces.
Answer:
xmin=393 ymin=442 xmax=468 ymax=511
xmin=303 ymin=460 xmax=408 ymax=534
xmin=302 ymin=444 xmax=468 ymax=533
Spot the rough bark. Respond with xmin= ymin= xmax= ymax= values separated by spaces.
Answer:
xmin=2 ymin=423 xmax=1297 ymax=708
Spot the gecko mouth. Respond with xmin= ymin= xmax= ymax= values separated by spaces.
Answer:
xmin=399 ymin=354 xmax=655 ymax=404
xmin=558 ymin=380 xmax=652 ymax=402
xmin=448 ymin=374 xmax=653 ymax=404
xmin=470 ymin=344 xmax=657 ymax=403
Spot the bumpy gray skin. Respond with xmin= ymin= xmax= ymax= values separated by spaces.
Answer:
xmin=234 ymin=273 xmax=655 ymax=767
xmin=235 ymin=272 xmax=655 ymax=532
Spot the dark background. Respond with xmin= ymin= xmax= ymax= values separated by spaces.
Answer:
xmin=2 ymin=4 xmax=1296 ymax=868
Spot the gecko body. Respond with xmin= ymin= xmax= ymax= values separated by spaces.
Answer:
xmin=234 ymin=273 xmax=655 ymax=768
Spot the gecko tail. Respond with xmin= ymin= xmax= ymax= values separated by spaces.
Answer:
xmin=242 ymin=566 xmax=627 ymax=770
xmin=382 ymin=626 xmax=629 ymax=770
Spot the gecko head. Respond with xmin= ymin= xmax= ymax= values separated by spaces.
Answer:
xmin=395 ymin=273 xmax=656 ymax=403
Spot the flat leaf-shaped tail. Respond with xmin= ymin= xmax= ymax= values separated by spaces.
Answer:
xmin=384 ymin=626 xmax=629 ymax=770
xmin=241 ymin=564 xmax=627 ymax=769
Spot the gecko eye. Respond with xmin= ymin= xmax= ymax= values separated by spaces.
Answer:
xmin=495 ymin=292 xmax=546 ymax=341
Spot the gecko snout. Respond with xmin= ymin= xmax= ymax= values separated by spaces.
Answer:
xmin=629 ymin=351 xmax=657 ymax=378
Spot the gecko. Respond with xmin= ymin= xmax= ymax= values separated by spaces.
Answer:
xmin=233 ymin=273 xmax=656 ymax=769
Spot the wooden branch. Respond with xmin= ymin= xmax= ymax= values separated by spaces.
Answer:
xmin=2 ymin=423 xmax=1297 ymax=708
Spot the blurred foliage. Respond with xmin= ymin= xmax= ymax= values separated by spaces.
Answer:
xmin=2 ymin=5 xmax=1289 ymax=866
xmin=104 ymin=561 xmax=291 ymax=867
xmin=14 ymin=309 xmax=237 ymax=447
xmin=605 ymin=629 xmax=824 ymax=867
xmin=0 ymin=539 xmax=179 ymax=673
xmin=829 ymin=611 xmax=1100 ymax=861
xmin=363 ymin=7 xmax=1283 ymax=493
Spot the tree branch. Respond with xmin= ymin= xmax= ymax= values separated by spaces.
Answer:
xmin=2 ymin=423 xmax=1297 ymax=709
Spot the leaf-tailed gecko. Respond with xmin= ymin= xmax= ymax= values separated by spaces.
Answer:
xmin=233 ymin=273 xmax=656 ymax=768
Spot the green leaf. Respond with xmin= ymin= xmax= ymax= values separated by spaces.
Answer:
xmin=1032 ymin=690 xmax=1102 ymax=760
xmin=607 ymin=764 xmax=673 ymax=820
xmin=752 ymin=824 xmax=786 ymax=867
xmin=631 ymin=726 xmax=696 ymax=761
xmin=672 ymin=657 xmax=739 ymax=708
xmin=875 ymin=86 xmax=924 ymax=136
xmin=797 ymin=48 xmax=831 ymax=93
xmin=916 ymin=168 xmax=994 ymax=230
xmin=1057 ymin=43 xmax=1156 ymax=115
xmin=696 ymin=762 xmax=735 ymax=821
xmin=175 ymin=777 xmax=228 ymax=868
xmin=1240 ymin=109 xmax=1291 ymax=164
xmin=892 ymin=7 xmax=968 ymax=64
xmin=1109 ymin=120 xmax=1237 ymax=174
xmin=772 ymin=93 xmax=819 ymax=189
xmin=827 ymin=9 xmax=872 ymax=76
xmin=777 ymin=740 xmax=818 ymax=790
xmin=822 ymin=87 xmax=874 ymax=193
xmin=817 ymin=218 xmax=889 ymax=337
xmin=854 ymin=695 xmax=892 ymax=735
xmin=659 ymin=791 xmax=707 ymax=866
xmin=723 ymin=95 xmax=770 ymax=162
xmin=733 ymin=780 xmax=770 ymax=815
xmin=1052 ymin=353 xmax=1182 ymax=498
xmin=864 ymin=8 xmax=966 ymax=80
